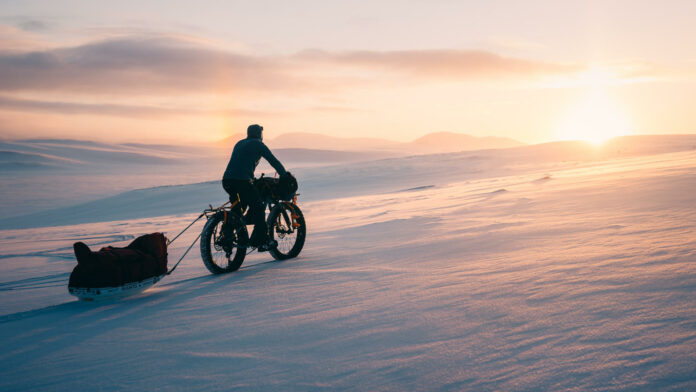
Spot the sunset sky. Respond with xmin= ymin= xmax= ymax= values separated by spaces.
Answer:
xmin=1 ymin=0 xmax=695 ymax=144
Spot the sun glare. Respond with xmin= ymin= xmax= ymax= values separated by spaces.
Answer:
xmin=555 ymin=68 xmax=633 ymax=145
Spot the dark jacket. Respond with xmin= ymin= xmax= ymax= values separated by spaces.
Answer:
xmin=222 ymin=137 xmax=287 ymax=180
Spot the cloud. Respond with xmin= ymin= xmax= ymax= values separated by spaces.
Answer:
xmin=292 ymin=49 xmax=577 ymax=79
xmin=0 ymin=16 xmax=49 ymax=31
xmin=0 ymin=95 xmax=267 ymax=118
xmin=17 ymin=19 xmax=48 ymax=32
xmin=308 ymin=105 xmax=362 ymax=113
xmin=0 ymin=24 xmax=47 ymax=51
xmin=0 ymin=36 xmax=305 ymax=94
xmin=0 ymin=34 xmax=592 ymax=96
xmin=484 ymin=36 xmax=546 ymax=53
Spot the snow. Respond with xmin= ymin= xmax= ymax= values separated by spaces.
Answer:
xmin=1 ymin=138 xmax=696 ymax=390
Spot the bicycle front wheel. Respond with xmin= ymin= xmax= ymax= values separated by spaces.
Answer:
xmin=268 ymin=203 xmax=306 ymax=260
xmin=200 ymin=211 xmax=248 ymax=273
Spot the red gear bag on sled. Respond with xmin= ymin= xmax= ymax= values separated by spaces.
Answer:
xmin=69 ymin=233 xmax=168 ymax=290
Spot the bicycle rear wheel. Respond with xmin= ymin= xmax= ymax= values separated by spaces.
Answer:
xmin=200 ymin=211 xmax=248 ymax=273
xmin=268 ymin=203 xmax=306 ymax=260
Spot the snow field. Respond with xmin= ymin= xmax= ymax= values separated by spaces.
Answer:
xmin=1 ymin=149 xmax=696 ymax=390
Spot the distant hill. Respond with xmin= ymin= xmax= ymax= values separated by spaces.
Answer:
xmin=3 ymin=133 xmax=696 ymax=227
xmin=0 ymin=138 xmax=403 ymax=173
xmin=601 ymin=134 xmax=696 ymax=156
xmin=0 ymin=139 xmax=185 ymax=171
xmin=9 ymin=133 xmax=693 ymax=175
xmin=0 ymin=150 xmax=79 ymax=170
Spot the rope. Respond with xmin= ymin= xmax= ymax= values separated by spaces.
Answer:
xmin=166 ymin=231 xmax=202 ymax=275
xmin=161 ymin=212 xmax=207 ymax=276
xmin=163 ymin=200 xmax=235 ymax=276
xmin=166 ymin=213 xmax=205 ymax=246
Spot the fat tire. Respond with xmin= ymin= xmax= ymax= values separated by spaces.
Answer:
xmin=200 ymin=211 xmax=248 ymax=274
xmin=268 ymin=203 xmax=306 ymax=260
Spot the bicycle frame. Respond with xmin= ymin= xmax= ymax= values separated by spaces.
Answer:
xmin=199 ymin=187 xmax=305 ymax=273
xmin=203 ymin=193 xmax=301 ymax=234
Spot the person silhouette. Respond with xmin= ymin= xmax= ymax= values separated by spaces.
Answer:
xmin=221 ymin=124 xmax=287 ymax=251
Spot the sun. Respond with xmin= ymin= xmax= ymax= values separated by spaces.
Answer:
xmin=555 ymin=68 xmax=633 ymax=145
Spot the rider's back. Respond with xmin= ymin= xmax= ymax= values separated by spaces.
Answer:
xmin=222 ymin=138 xmax=286 ymax=181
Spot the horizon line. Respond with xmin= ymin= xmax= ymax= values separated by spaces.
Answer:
xmin=3 ymin=131 xmax=696 ymax=148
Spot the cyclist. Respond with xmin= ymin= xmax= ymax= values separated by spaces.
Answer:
xmin=222 ymin=124 xmax=288 ymax=251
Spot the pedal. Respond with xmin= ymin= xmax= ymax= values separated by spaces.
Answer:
xmin=291 ymin=213 xmax=301 ymax=228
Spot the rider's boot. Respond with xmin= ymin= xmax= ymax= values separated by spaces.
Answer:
xmin=256 ymin=238 xmax=278 ymax=252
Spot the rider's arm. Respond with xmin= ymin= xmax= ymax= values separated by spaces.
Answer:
xmin=260 ymin=144 xmax=287 ymax=176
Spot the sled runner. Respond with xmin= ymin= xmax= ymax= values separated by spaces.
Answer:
xmin=69 ymin=275 xmax=164 ymax=301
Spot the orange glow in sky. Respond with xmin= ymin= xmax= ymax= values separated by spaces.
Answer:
xmin=0 ymin=1 xmax=695 ymax=144
xmin=555 ymin=68 xmax=633 ymax=144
